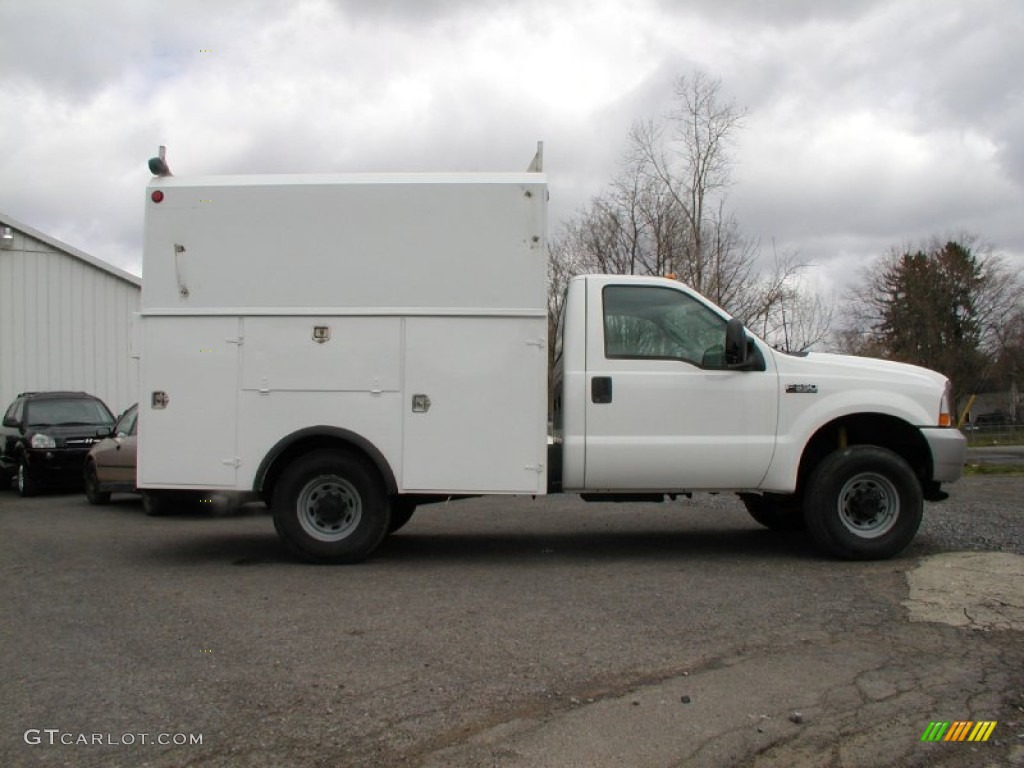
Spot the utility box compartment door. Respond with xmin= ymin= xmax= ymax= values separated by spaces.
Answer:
xmin=138 ymin=317 xmax=239 ymax=487
xmin=402 ymin=317 xmax=547 ymax=493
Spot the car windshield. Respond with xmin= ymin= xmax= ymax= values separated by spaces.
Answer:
xmin=27 ymin=399 xmax=113 ymax=427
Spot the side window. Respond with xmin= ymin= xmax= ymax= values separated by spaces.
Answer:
xmin=117 ymin=406 xmax=139 ymax=437
xmin=8 ymin=398 xmax=25 ymax=425
xmin=602 ymin=285 xmax=729 ymax=368
xmin=4 ymin=400 xmax=20 ymax=425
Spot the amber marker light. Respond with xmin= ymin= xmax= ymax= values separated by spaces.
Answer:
xmin=939 ymin=382 xmax=954 ymax=427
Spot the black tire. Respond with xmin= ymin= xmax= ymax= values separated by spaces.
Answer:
xmin=387 ymin=497 xmax=417 ymax=534
xmin=272 ymin=450 xmax=390 ymax=564
xmin=84 ymin=462 xmax=112 ymax=505
xmin=803 ymin=446 xmax=923 ymax=560
xmin=16 ymin=459 xmax=36 ymax=498
xmin=142 ymin=491 xmax=173 ymax=516
xmin=739 ymin=493 xmax=805 ymax=531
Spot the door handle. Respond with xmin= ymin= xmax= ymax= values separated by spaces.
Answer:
xmin=592 ymin=376 xmax=613 ymax=404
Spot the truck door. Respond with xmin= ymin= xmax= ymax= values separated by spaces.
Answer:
xmin=583 ymin=281 xmax=777 ymax=490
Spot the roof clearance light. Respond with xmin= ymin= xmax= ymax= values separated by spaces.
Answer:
xmin=151 ymin=190 xmax=164 ymax=203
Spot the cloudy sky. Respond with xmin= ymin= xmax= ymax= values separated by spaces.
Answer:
xmin=1 ymin=0 xmax=1022 ymax=298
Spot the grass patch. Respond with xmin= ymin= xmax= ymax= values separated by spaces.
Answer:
xmin=965 ymin=428 xmax=1024 ymax=447
xmin=963 ymin=463 xmax=1024 ymax=476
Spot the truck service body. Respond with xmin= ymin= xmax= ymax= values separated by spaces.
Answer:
xmin=139 ymin=150 xmax=966 ymax=562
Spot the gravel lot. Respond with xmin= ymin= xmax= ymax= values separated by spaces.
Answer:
xmin=911 ymin=475 xmax=1024 ymax=556
xmin=1 ymin=475 xmax=1022 ymax=767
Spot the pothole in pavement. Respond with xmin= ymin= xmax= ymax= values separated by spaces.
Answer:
xmin=904 ymin=552 xmax=1024 ymax=631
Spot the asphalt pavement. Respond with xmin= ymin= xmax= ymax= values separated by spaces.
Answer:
xmin=1 ymin=478 xmax=1022 ymax=767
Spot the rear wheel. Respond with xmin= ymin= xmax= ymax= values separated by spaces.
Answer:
xmin=388 ymin=497 xmax=417 ymax=534
xmin=142 ymin=491 xmax=173 ymax=516
xmin=272 ymin=450 xmax=390 ymax=563
xmin=803 ymin=446 xmax=922 ymax=560
xmin=84 ymin=462 xmax=111 ymax=505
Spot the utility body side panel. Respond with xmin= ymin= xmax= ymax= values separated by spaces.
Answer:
xmin=402 ymin=316 xmax=547 ymax=493
xmin=141 ymin=174 xmax=546 ymax=312
xmin=137 ymin=317 xmax=239 ymax=487
xmin=233 ymin=316 xmax=404 ymax=492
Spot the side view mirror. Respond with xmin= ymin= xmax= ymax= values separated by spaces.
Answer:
xmin=3 ymin=416 xmax=19 ymax=428
xmin=725 ymin=318 xmax=751 ymax=369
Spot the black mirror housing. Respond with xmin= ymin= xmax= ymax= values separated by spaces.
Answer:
xmin=725 ymin=318 xmax=751 ymax=369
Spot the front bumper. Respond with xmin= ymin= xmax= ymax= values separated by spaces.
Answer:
xmin=921 ymin=427 xmax=967 ymax=483
xmin=24 ymin=448 xmax=91 ymax=485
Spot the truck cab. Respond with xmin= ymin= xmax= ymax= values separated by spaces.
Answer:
xmin=552 ymin=274 xmax=966 ymax=560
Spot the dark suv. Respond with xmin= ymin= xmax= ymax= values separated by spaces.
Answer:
xmin=1 ymin=392 xmax=115 ymax=496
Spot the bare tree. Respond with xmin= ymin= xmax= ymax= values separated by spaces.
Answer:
xmin=760 ymin=280 xmax=836 ymax=353
xmin=629 ymin=72 xmax=753 ymax=303
xmin=546 ymin=70 xmax=831 ymax=347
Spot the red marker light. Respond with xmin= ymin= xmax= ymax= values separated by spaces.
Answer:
xmin=151 ymin=190 xmax=164 ymax=203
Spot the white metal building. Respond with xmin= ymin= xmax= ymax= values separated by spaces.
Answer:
xmin=0 ymin=212 xmax=141 ymax=416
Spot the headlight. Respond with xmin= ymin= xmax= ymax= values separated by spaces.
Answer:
xmin=938 ymin=381 xmax=953 ymax=427
xmin=31 ymin=433 xmax=57 ymax=449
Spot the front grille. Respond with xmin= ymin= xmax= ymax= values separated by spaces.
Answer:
xmin=64 ymin=438 xmax=100 ymax=448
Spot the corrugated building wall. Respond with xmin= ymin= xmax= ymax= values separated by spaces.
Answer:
xmin=0 ymin=213 xmax=141 ymax=416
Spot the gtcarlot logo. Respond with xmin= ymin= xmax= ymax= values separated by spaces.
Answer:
xmin=24 ymin=729 xmax=203 ymax=747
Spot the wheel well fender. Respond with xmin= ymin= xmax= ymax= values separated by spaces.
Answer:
xmin=254 ymin=427 xmax=398 ymax=501
xmin=797 ymin=413 xmax=931 ymax=491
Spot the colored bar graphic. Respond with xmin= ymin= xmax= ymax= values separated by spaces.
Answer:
xmin=968 ymin=722 xmax=997 ymax=742
xmin=921 ymin=720 xmax=997 ymax=742
xmin=945 ymin=721 xmax=973 ymax=741
xmin=921 ymin=722 xmax=949 ymax=742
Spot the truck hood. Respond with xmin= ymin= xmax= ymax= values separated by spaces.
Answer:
xmin=768 ymin=348 xmax=949 ymax=426
xmin=775 ymin=351 xmax=948 ymax=389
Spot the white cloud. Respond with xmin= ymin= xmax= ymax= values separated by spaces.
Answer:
xmin=0 ymin=0 xmax=1021 ymax=288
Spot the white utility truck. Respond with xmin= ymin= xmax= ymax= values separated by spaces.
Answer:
xmin=138 ymin=147 xmax=966 ymax=563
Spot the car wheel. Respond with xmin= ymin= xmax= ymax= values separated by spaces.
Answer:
xmin=17 ymin=460 xmax=36 ymax=497
xmin=803 ymin=446 xmax=923 ymax=560
xmin=84 ymin=462 xmax=112 ymax=505
xmin=142 ymin=491 xmax=173 ymax=516
xmin=388 ymin=497 xmax=417 ymax=534
xmin=272 ymin=450 xmax=390 ymax=563
xmin=738 ymin=493 xmax=805 ymax=531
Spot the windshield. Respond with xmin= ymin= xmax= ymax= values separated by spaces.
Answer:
xmin=26 ymin=399 xmax=114 ymax=427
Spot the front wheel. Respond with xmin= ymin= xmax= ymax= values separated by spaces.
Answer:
xmin=803 ymin=446 xmax=923 ymax=560
xmin=272 ymin=450 xmax=390 ymax=563
xmin=84 ymin=462 xmax=111 ymax=505
xmin=17 ymin=460 xmax=36 ymax=497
